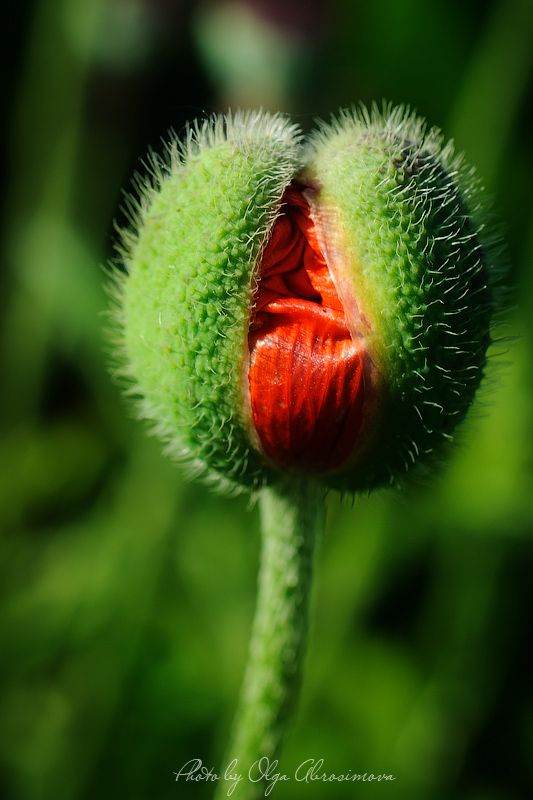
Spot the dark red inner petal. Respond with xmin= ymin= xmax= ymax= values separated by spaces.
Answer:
xmin=248 ymin=183 xmax=366 ymax=472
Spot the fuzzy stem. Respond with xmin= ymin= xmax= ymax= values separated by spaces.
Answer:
xmin=215 ymin=479 xmax=325 ymax=800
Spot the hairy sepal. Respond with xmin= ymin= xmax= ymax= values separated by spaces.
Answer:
xmin=304 ymin=105 xmax=496 ymax=491
xmin=117 ymin=111 xmax=303 ymax=493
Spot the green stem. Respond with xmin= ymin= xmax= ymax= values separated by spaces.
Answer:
xmin=215 ymin=478 xmax=325 ymax=800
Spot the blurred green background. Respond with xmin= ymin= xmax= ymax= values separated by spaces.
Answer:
xmin=1 ymin=0 xmax=533 ymax=798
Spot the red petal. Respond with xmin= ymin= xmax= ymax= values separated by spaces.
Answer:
xmin=248 ymin=184 xmax=368 ymax=472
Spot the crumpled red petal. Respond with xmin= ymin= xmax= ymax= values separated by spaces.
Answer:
xmin=248 ymin=184 xmax=366 ymax=472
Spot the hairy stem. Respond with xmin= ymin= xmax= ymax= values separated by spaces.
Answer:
xmin=215 ymin=479 xmax=325 ymax=800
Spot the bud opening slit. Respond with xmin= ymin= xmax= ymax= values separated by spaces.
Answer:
xmin=248 ymin=184 xmax=367 ymax=472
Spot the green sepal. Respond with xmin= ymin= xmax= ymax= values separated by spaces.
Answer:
xmin=304 ymin=106 xmax=496 ymax=491
xmin=116 ymin=111 xmax=303 ymax=493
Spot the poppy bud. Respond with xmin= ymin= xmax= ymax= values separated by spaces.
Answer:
xmin=116 ymin=107 xmax=496 ymax=493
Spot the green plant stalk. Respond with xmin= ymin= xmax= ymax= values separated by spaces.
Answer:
xmin=215 ymin=479 xmax=325 ymax=800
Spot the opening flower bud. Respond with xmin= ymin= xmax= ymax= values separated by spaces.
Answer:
xmin=247 ymin=183 xmax=371 ymax=474
xmin=115 ymin=107 xmax=497 ymax=493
